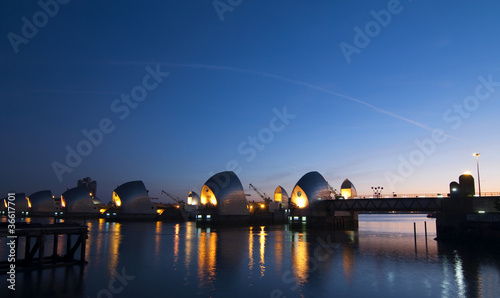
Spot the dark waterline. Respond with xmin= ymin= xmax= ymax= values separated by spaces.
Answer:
xmin=1 ymin=214 xmax=499 ymax=298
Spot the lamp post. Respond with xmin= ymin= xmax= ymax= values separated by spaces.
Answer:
xmin=473 ymin=153 xmax=481 ymax=196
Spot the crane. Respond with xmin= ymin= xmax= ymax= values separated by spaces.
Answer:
xmin=249 ymin=184 xmax=272 ymax=203
xmin=326 ymin=181 xmax=342 ymax=199
xmin=161 ymin=190 xmax=184 ymax=205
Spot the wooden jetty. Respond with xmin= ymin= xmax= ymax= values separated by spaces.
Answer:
xmin=0 ymin=222 xmax=88 ymax=273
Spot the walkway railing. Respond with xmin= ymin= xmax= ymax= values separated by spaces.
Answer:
xmin=356 ymin=192 xmax=500 ymax=199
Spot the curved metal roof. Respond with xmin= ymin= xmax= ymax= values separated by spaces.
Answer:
xmin=62 ymin=187 xmax=98 ymax=213
xmin=340 ymin=179 xmax=358 ymax=198
xmin=274 ymin=186 xmax=289 ymax=208
xmin=187 ymin=191 xmax=200 ymax=205
xmin=28 ymin=190 xmax=57 ymax=213
xmin=290 ymin=171 xmax=331 ymax=208
xmin=113 ymin=181 xmax=156 ymax=214
xmin=201 ymin=171 xmax=249 ymax=215
xmin=2 ymin=193 xmax=29 ymax=212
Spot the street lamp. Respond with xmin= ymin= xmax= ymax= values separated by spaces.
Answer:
xmin=473 ymin=153 xmax=481 ymax=196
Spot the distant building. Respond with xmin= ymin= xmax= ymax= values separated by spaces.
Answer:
xmin=200 ymin=171 xmax=249 ymax=216
xmin=2 ymin=193 xmax=29 ymax=214
xmin=187 ymin=191 xmax=200 ymax=205
xmin=113 ymin=181 xmax=156 ymax=214
xmin=340 ymin=179 xmax=358 ymax=199
xmin=290 ymin=171 xmax=331 ymax=209
xmin=450 ymin=173 xmax=475 ymax=198
xmin=28 ymin=190 xmax=58 ymax=213
xmin=274 ymin=186 xmax=289 ymax=208
xmin=78 ymin=177 xmax=97 ymax=198
xmin=61 ymin=187 xmax=98 ymax=214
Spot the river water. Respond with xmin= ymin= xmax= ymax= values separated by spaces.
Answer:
xmin=1 ymin=214 xmax=499 ymax=297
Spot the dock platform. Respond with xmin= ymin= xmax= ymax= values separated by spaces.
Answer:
xmin=0 ymin=222 xmax=88 ymax=273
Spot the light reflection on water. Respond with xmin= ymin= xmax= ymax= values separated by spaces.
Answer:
xmin=1 ymin=214 xmax=499 ymax=297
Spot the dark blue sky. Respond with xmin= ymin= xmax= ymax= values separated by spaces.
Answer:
xmin=1 ymin=0 xmax=499 ymax=202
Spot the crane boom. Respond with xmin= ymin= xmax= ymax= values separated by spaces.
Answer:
xmin=161 ymin=190 xmax=184 ymax=204
xmin=249 ymin=184 xmax=271 ymax=203
xmin=326 ymin=182 xmax=342 ymax=199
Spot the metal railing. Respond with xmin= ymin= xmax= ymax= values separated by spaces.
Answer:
xmin=356 ymin=192 xmax=500 ymax=199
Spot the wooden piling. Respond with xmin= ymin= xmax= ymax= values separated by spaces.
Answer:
xmin=0 ymin=222 xmax=88 ymax=273
xmin=413 ymin=222 xmax=417 ymax=252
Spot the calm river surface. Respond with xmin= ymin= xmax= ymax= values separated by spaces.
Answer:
xmin=1 ymin=214 xmax=500 ymax=297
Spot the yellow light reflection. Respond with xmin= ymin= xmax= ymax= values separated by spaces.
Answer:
xmin=112 ymin=192 xmax=122 ymax=207
xmin=259 ymin=226 xmax=266 ymax=277
xmin=26 ymin=197 xmax=31 ymax=208
xmin=4 ymin=199 xmax=7 ymax=208
xmin=292 ymin=232 xmax=309 ymax=285
xmin=198 ymin=228 xmax=217 ymax=287
xmin=107 ymin=222 xmax=121 ymax=272
xmin=174 ymin=224 xmax=180 ymax=264
xmin=200 ymin=185 xmax=217 ymax=206
xmin=274 ymin=230 xmax=283 ymax=273
xmin=154 ymin=221 xmax=162 ymax=258
xmin=185 ymin=222 xmax=194 ymax=270
xmin=248 ymin=226 xmax=254 ymax=271
xmin=94 ymin=219 xmax=105 ymax=261
xmin=60 ymin=195 xmax=66 ymax=208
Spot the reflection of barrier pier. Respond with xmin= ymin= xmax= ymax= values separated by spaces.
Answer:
xmin=0 ymin=222 xmax=88 ymax=273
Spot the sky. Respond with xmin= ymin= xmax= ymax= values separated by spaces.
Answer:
xmin=1 ymin=0 xmax=499 ymax=203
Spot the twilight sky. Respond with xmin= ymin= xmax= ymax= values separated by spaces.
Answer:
xmin=1 ymin=0 xmax=499 ymax=203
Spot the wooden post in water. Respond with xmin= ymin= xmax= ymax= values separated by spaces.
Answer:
xmin=25 ymin=236 xmax=31 ymax=261
xmin=413 ymin=222 xmax=417 ymax=252
xmin=66 ymin=234 xmax=72 ymax=260
xmin=53 ymin=234 xmax=58 ymax=257
xmin=424 ymin=221 xmax=428 ymax=253
xmin=38 ymin=235 xmax=45 ymax=266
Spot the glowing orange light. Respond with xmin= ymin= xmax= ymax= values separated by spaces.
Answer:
xmin=201 ymin=185 xmax=217 ymax=205
xmin=260 ymin=204 xmax=265 ymax=209
xmin=291 ymin=185 xmax=308 ymax=208
xmin=113 ymin=192 xmax=122 ymax=207
xmin=296 ymin=197 xmax=307 ymax=208
xmin=60 ymin=195 xmax=66 ymax=208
